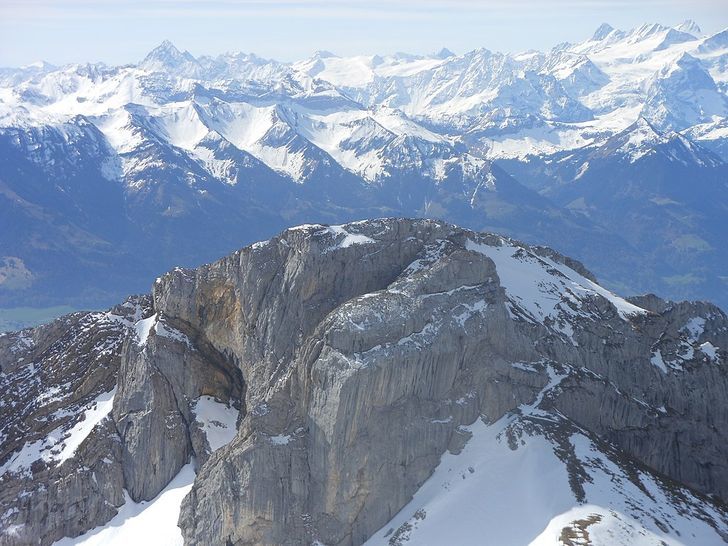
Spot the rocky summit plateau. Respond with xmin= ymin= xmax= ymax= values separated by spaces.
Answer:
xmin=0 ymin=218 xmax=727 ymax=545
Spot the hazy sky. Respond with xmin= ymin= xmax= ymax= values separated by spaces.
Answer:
xmin=1 ymin=0 xmax=727 ymax=66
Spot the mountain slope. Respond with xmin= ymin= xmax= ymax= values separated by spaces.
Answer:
xmin=366 ymin=381 xmax=728 ymax=546
xmin=2 ymin=21 xmax=728 ymax=310
xmin=1 ymin=219 xmax=727 ymax=545
xmin=507 ymin=118 xmax=728 ymax=302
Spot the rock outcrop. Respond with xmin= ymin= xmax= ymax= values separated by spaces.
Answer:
xmin=1 ymin=218 xmax=727 ymax=545
xmin=0 ymin=298 xmax=149 ymax=545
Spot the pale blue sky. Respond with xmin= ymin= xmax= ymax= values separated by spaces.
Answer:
xmin=1 ymin=0 xmax=726 ymax=67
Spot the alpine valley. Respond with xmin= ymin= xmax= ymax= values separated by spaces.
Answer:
xmin=2 ymin=20 xmax=728 ymax=312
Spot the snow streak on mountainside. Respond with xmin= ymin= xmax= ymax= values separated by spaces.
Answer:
xmin=1 ymin=20 xmax=727 ymax=311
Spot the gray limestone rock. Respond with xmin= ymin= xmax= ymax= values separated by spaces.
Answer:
xmin=113 ymin=311 xmax=244 ymax=501
xmin=1 ymin=219 xmax=727 ymax=546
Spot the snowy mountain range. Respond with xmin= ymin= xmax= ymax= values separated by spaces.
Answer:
xmin=1 ymin=20 xmax=727 ymax=310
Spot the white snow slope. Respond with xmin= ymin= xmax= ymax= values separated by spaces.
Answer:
xmin=0 ymin=389 xmax=116 ymax=477
xmin=51 ymin=397 xmax=239 ymax=546
xmin=53 ymin=464 xmax=195 ymax=546
xmin=365 ymin=361 xmax=728 ymax=546
xmin=1 ymin=20 xmax=727 ymax=188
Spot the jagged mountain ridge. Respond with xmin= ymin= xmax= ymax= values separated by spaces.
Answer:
xmin=1 ymin=20 xmax=727 ymax=311
xmin=1 ymin=218 xmax=727 ymax=545
xmin=5 ymin=20 xmax=727 ymax=161
xmin=496 ymin=117 xmax=728 ymax=301
xmin=0 ymin=101 xmax=639 ymax=311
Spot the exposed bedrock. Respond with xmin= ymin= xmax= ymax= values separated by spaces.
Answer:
xmin=1 ymin=218 xmax=727 ymax=546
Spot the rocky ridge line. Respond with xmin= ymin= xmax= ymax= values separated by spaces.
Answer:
xmin=0 ymin=218 xmax=727 ymax=545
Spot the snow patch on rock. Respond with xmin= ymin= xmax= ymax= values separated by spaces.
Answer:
xmin=1 ymin=388 xmax=116 ymax=477
xmin=192 ymin=396 xmax=238 ymax=452
xmin=134 ymin=315 xmax=157 ymax=346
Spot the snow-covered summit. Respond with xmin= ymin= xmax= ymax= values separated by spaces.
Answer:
xmin=675 ymin=19 xmax=703 ymax=37
xmin=140 ymin=40 xmax=199 ymax=72
xmin=594 ymin=116 xmax=723 ymax=166
xmin=642 ymin=52 xmax=728 ymax=131
xmin=434 ymin=47 xmax=456 ymax=59
xmin=591 ymin=23 xmax=615 ymax=41
xmin=2 ymin=20 xmax=727 ymax=168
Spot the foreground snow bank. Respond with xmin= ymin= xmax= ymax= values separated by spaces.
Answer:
xmin=365 ymin=363 xmax=727 ymax=546
xmin=53 ymin=464 xmax=195 ymax=546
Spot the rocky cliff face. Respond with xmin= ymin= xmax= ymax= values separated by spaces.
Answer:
xmin=1 ymin=218 xmax=727 ymax=545
xmin=0 ymin=297 xmax=150 ymax=545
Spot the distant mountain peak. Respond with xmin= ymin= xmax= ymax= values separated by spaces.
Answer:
xmin=673 ymin=50 xmax=699 ymax=66
xmin=627 ymin=116 xmax=663 ymax=136
xmin=675 ymin=19 xmax=702 ymax=36
xmin=148 ymin=39 xmax=181 ymax=57
xmin=632 ymin=22 xmax=667 ymax=37
xmin=656 ymin=51 xmax=713 ymax=83
xmin=698 ymin=28 xmax=728 ymax=53
xmin=434 ymin=47 xmax=455 ymax=59
xmin=603 ymin=115 xmax=723 ymax=167
xmin=21 ymin=60 xmax=56 ymax=71
xmin=595 ymin=116 xmax=670 ymax=160
xmin=592 ymin=23 xmax=615 ymax=41
xmin=313 ymin=50 xmax=338 ymax=59
xmin=141 ymin=39 xmax=197 ymax=69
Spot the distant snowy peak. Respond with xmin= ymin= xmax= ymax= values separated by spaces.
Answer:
xmin=609 ymin=117 xmax=673 ymax=160
xmin=698 ymin=28 xmax=728 ymax=54
xmin=20 ymin=60 xmax=57 ymax=72
xmin=593 ymin=117 xmax=723 ymax=167
xmin=655 ymin=29 xmax=700 ymax=51
xmin=675 ymin=19 xmax=703 ymax=37
xmin=542 ymin=51 xmax=609 ymax=94
xmin=140 ymin=40 xmax=199 ymax=72
xmin=573 ymin=21 xmax=700 ymax=57
xmin=293 ymin=50 xmax=450 ymax=90
xmin=1 ymin=115 xmax=119 ymax=176
xmin=683 ymin=117 xmax=728 ymax=159
xmin=434 ymin=47 xmax=456 ymax=59
xmin=591 ymin=23 xmax=615 ymax=41
xmin=313 ymin=50 xmax=338 ymax=59
xmin=643 ymin=53 xmax=728 ymax=131
xmin=629 ymin=22 xmax=676 ymax=42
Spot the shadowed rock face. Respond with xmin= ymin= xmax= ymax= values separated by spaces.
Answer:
xmin=1 ymin=218 xmax=727 ymax=545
